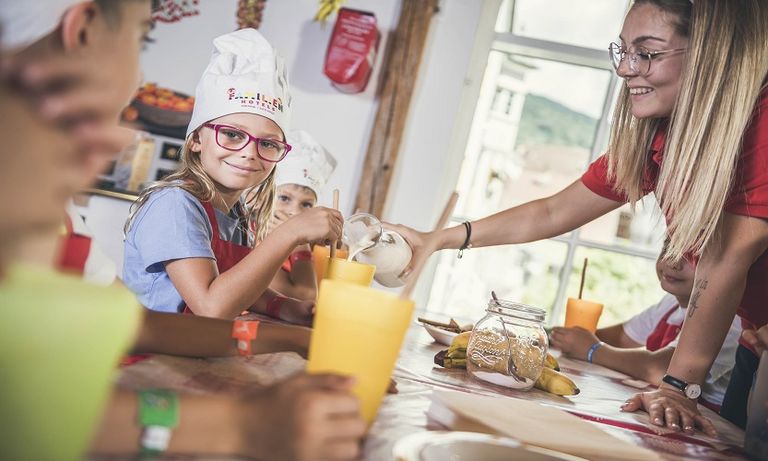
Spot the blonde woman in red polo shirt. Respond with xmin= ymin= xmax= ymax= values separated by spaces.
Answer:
xmin=391 ymin=0 xmax=768 ymax=436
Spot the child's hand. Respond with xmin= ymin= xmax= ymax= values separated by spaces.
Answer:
xmin=279 ymin=298 xmax=315 ymax=327
xmin=550 ymin=326 xmax=600 ymax=361
xmin=5 ymin=51 xmax=135 ymax=132
xmin=742 ymin=327 xmax=768 ymax=356
xmin=240 ymin=373 xmax=365 ymax=461
xmin=269 ymin=209 xmax=291 ymax=233
xmin=283 ymin=207 xmax=343 ymax=246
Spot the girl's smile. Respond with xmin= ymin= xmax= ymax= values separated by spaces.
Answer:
xmin=223 ymin=160 xmax=263 ymax=174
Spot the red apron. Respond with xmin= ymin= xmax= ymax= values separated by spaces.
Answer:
xmin=182 ymin=201 xmax=251 ymax=314
xmin=57 ymin=215 xmax=91 ymax=275
xmin=645 ymin=305 xmax=682 ymax=352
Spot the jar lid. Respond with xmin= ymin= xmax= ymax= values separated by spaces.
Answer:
xmin=486 ymin=298 xmax=546 ymax=323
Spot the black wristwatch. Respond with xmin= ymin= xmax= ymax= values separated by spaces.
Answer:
xmin=662 ymin=374 xmax=702 ymax=400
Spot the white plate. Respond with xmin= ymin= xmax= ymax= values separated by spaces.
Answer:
xmin=393 ymin=431 xmax=588 ymax=461
xmin=422 ymin=323 xmax=461 ymax=346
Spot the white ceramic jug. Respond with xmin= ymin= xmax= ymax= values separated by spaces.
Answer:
xmin=342 ymin=213 xmax=413 ymax=288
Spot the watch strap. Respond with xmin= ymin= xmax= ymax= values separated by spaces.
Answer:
xmin=661 ymin=373 xmax=687 ymax=392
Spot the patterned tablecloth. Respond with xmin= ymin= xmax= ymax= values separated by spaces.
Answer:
xmin=116 ymin=321 xmax=748 ymax=460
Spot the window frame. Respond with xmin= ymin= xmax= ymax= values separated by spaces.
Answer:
xmin=448 ymin=0 xmax=659 ymax=324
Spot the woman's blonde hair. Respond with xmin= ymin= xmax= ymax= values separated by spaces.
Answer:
xmin=606 ymin=0 xmax=768 ymax=261
xmin=124 ymin=129 xmax=276 ymax=244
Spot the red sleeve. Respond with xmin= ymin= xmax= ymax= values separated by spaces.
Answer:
xmin=580 ymin=154 xmax=628 ymax=203
xmin=726 ymin=90 xmax=768 ymax=219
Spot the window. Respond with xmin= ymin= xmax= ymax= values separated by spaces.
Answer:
xmin=426 ymin=0 xmax=666 ymax=326
xmin=497 ymin=0 xmax=628 ymax=50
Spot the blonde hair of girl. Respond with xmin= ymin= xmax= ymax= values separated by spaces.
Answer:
xmin=125 ymin=131 xmax=276 ymax=244
xmin=606 ymin=0 xmax=768 ymax=262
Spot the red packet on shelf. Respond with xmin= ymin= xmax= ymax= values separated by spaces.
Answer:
xmin=323 ymin=8 xmax=380 ymax=94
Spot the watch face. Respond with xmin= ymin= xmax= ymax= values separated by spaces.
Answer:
xmin=685 ymin=383 xmax=702 ymax=399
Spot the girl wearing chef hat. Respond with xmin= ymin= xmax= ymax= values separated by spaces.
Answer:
xmin=266 ymin=130 xmax=337 ymax=301
xmin=124 ymin=29 xmax=342 ymax=323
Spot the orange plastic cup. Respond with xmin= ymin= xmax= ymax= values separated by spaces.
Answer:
xmin=325 ymin=258 xmax=375 ymax=287
xmin=312 ymin=245 xmax=348 ymax=285
xmin=307 ymin=279 xmax=415 ymax=424
xmin=564 ymin=297 xmax=604 ymax=333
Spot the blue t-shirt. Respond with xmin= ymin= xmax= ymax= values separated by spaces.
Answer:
xmin=123 ymin=187 xmax=249 ymax=312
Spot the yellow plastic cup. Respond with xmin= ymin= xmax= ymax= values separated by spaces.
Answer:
xmin=307 ymin=279 xmax=415 ymax=424
xmin=325 ymin=257 xmax=375 ymax=286
xmin=311 ymin=245 xmax=348 ymax=285
xmin=564 ymin=297 xmax=604 ymax=333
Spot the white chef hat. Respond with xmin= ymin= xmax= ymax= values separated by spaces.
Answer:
xmin=186 ymin=28 xmax=291 ymax=139
xmin=0 ymin=0 xmax=83 ymax=51
xmin=276 ymin=130 xmax=337 ymax=197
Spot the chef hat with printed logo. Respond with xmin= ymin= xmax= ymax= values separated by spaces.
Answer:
xmin=187 ymin=28 xmax=292 ymax=139
xmin=276 ymin=130 xmax=337 ymax=198
xmin=0 ymin=0 xmax=83 ymax=51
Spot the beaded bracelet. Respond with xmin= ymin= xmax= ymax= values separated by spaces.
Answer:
xmin=458 ymin=221 xmax=472 ymax=259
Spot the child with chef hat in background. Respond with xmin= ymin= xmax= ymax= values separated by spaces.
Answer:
xmin=267 ymin=130 xmax=337 ymax=301
xmin=123 ymin=29 xmax=343 ymax=323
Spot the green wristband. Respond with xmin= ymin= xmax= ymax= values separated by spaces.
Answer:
xmin=138 ymin=389 xmax=179 ymax=455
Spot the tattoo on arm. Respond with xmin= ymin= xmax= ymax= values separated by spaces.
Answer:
xmin=687 ymin=279 xmax=709 ymax=319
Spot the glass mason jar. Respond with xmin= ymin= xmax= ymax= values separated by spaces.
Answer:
xmin=466 ymin=298 xmax=548 ymax=391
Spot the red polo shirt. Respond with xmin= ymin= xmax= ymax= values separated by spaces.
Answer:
xmin=581 ymin=87 xmax=768 ymax=335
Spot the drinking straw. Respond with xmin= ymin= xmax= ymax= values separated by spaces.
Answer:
xmin=578 ymin=257 xmax=588 ymax=299
xmin=330 ymin=189 xmax=340 ymax=259
xmin=400 ymin=191 xmax=459 ymax=300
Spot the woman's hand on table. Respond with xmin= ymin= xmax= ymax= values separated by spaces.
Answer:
xmin=621 ymin=387 xmax=717 ymax=437
xmin=742 ymin=327 xmax=768 ymax=355
xmin=240 ymin=373 xmax=365 ymax=461
xmin=549 ymin=327 xmax=599 ymax=360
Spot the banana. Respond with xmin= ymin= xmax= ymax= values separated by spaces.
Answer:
xmin=534 ymin=367 xmax=580 ymax=396
xmin=446 ymin=348 xmax=466 ymax=359
xmin=314 ymin=0 xmax=346 ymax=23
xmin=448 ymin=331 xmax=472 ymax=354
xmin=434 ymin=350 xmax=466 ymax=369
xmin=544 ymin=352 xmax=560 ymax=371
